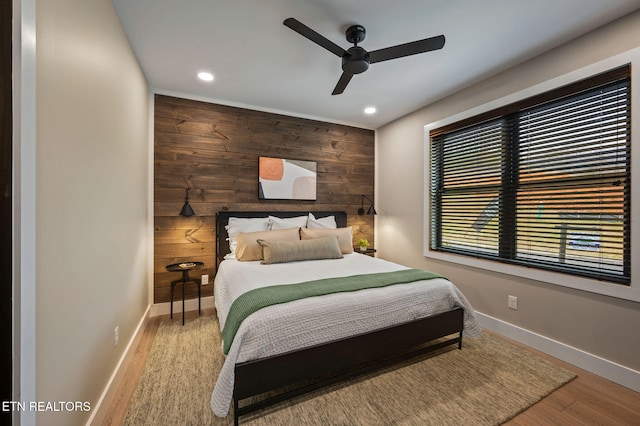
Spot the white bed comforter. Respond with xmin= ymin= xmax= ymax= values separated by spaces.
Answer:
xmin=210 ymin=253 xmax=481 ymax=417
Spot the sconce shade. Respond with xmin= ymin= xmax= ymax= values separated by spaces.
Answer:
xmin=358 ymin=194 xmax=377 ymax=216
xmin=179 ymin=187 xmax=196 ymax=217
xmin=180 ymin=202 xmax=195 ymax=217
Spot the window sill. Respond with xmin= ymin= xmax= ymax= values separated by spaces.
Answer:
xmin=423 ymin=248 xmax=640 ymax=303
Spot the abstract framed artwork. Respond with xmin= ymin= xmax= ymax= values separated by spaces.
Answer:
xmin=258 ymin=157 xmax=317 ymax=200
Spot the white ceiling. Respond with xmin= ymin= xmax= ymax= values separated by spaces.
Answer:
xmin=112 ymin=0 xmax=640 ymax=129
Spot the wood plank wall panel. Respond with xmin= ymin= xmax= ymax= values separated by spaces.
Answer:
xmin=154 ymin=95 xmax=375 ymax=303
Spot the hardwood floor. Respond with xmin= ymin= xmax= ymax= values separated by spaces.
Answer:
xmin=500 ymin=331 xmax=640 ymax=425
xmin=103 ymin=310 xmax=640 ymax=425
xmin=101 ymin=308 xmax=215 ymax=426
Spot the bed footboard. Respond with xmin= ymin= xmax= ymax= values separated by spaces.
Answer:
xmin=232 ymin=307 xmax=464 ymax=425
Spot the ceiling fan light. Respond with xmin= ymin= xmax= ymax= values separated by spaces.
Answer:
xmin=342 ymin=46 xmax=370 ymax=74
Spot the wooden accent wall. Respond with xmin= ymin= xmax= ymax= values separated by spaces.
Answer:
xmin=154 ymin=95 xmax=375 ymax=303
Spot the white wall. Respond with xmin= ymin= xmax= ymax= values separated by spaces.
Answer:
xmin=33 ymin=0 xmax=149 ymax=423
xmin=377 ymin=10 xmax=640 ymax=377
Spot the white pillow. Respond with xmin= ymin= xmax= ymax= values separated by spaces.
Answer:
xmin=225 ymin=217 xmax=270 ymax=259
xmin=268 ymin=215 xmax=308 ymax=230
xmin=307 ymin=213 xmax=337 ymax=229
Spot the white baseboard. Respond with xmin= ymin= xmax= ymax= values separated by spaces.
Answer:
xmin=476 ymin=311 xmax=640 ymax=393
xmin=85 ymin=296 xmax=215 ymax=424
xmin=150 ymin=295 xmax=215 ymax=317
xmin=86 ymin=305 xmax=152 ymax=425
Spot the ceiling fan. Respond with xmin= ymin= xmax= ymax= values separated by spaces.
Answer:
xmin=283 ymin=17 xmax=445 ymax=95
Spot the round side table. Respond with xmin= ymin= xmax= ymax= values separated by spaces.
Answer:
xmin=165 ymin=261 xmax=204 ymax=325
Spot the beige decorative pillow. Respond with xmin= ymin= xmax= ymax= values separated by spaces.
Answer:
xmin=225 ymin=217 xmax=270 ymax=259
xmin=235 ymin=227 xmax=300 ymax=261
xmin=300 ymin=226 xmax=354 ymax=254
xmin=257 ymin=236 xmax=343 ymax=264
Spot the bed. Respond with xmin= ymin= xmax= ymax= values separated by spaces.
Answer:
xmin=211 ymin=211 xmax=481 ymax=425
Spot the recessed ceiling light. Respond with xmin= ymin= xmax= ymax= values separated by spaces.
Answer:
xmin=364 ymin=106 xmax=376 ymax=114
xmin=197 ymin=72 xmax=214 ymax=82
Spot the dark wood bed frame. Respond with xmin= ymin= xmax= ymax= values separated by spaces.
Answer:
xmin=215 ymin=211 xmax=464 ymax=425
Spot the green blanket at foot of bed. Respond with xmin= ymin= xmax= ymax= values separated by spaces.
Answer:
xmin=222 ymin=268 xmax=446 ymax=354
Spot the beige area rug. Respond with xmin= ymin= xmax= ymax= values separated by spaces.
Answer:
xmin=124 ymin=316 xmax=576 ymax=425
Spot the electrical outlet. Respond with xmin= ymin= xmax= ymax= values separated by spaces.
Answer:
xmin=201 ymin=274 xmax=209 ymax=285
xmin=114 ymin=326 xmax=119 ymax=347
xmin=508 ymin=295 xmax=518 ymax=310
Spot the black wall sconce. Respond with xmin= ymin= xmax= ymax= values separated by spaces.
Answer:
xmin=179 ymin=187 xmax=195 ymax=217
xmin=358 ymin=194 xmax=377 ymax=215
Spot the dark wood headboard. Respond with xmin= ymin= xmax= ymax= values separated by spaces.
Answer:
xmin=215 ymin=211 xmax=347 ymax=266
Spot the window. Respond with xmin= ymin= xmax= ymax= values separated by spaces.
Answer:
xmin=429 ymin=66 xmax=630 ymax=285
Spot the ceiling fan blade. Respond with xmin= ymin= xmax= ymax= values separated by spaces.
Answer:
xmin=369 ymin=34 xmax=445 ymax=64
xmin=332 ymin=72 xmax=354 ymax=95
xmin=284 ymin=18 xmax=347 ymax=57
